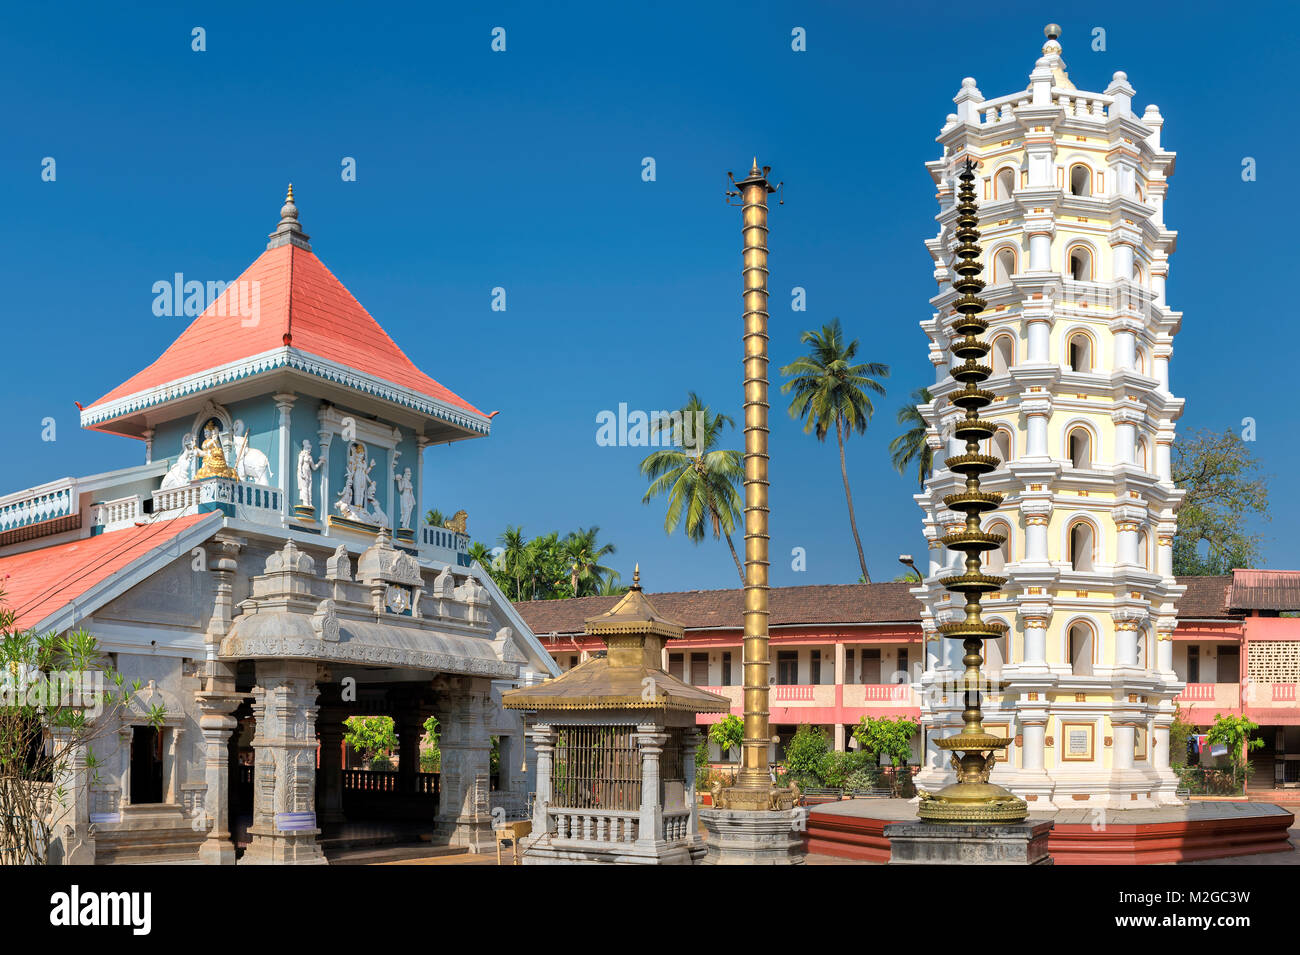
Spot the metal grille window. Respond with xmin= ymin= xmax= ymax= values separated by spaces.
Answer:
xmin=660 ymin=729 xmax=685 ymax=785
xmin=551 ymin=726 xmax=641 ymax=811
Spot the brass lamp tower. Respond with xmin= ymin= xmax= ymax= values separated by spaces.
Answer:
xmin=715 ymin=158 xmax=793 ymax=813
xmin=916 ymin=159 xmax=1027 ymax=823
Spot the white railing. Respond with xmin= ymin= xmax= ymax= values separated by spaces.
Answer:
xmin=152 ymin=478 xmax=281 ymax=524
xmin=550 ymin=807 xmax=639 ymax=844
xmin=422 ymin=525 xmax=470 ymax=552
xmin=0 ymin=478 xmax=77 ymax=533
xmin=968 ymin=87 xmax=1113 ymax=128
xmin=92 ymin=495 xmax=141 ymax=531
xmin=152 ymin=484 xmax=203 ymax=513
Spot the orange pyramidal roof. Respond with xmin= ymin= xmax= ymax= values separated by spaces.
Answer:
xmin=84 ymin=187 xmax=486 ymax=430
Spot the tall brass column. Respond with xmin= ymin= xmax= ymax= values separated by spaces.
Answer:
xmin=719 ymin=159 xmax=790 ymax=810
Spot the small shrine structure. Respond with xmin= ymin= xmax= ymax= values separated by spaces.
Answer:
xmin=502 ymin=568 xmax=728 ymax=864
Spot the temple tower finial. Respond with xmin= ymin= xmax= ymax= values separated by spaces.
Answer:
xmin=268 ymin=182 xmax=312 ymax=251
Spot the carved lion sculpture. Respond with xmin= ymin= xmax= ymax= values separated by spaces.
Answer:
xmin=443 ymin=509 xmax=469 ymax=535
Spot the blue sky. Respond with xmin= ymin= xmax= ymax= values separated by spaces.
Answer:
xmin=0 ymin=1 xmax=1293 ymax=592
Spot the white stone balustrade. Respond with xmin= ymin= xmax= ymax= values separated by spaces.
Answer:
xmin=550 ymin=808 xmax=639 ymax=844
xmin=0 ymin=478 xmax=77 ymax=533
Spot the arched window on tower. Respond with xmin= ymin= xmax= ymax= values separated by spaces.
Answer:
xmin=993 ymin=247 xmax=1017 ymax=285
xmin=1135 ymin=346 xmax=1148 ymax=375
xmin=1068 ymin=245 xmax=1093 ymax=281
xmin=1139 ymin=530 xmax=1150 ymax=570
xmin=1070 ymin=164 xmax=1092 ymax=197
xmin=984 ymin=631 xmax=1007 ymax=676
xmin=1137 ymin=437 xmax=1149 ymax=472
xmin=1069 ymin=621 xmax=1095 ymax=676
xmin=1067 ymin=332 xmax=1093 ymax=371
xmin=993 ymin=428 xmax=1013 ymax=463
xmin=1068 ymin=520 xmax=1095 ymax=572
xmin=991 ymin=334 xmax=1015 ymax=375
xmin=986 ymin=521 xmax=1011 ymax=574
xmin=996 ymin=167 xmax=1016 ymax=200
xmin=1067 ymin=427 xmax=1092 ymax=469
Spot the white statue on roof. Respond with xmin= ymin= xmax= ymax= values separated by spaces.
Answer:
xmin=160 ymin=433 xmax=199 ymax=489
xmin=296 ymin=440 xmax=324 ymax=507
xmin=231 ymin=420 xmax=273 ymax=486
xmin=335 ymin=443 xmax=388 ymax=527
xmin=394 ymin=467 xmax=416 ymax=530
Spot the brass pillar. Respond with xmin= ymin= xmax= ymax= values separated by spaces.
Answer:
xmin=716 ymin=159 xmax=791 ymax=811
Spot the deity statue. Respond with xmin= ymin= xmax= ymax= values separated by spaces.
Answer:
xmin=335 ymin=443 xmax=388 ymax=526
xmin=296 ymin=440 xmax=323 ymax=507
xmin=232 ymin=419 xmax=273 ymax=485
xmin=394 ymin=467 xmax=416 ymax=530
xmin=160 ymin=434 xmax=199 ymax=489
xmin=194 ymin=421 xmax=237 ymax=479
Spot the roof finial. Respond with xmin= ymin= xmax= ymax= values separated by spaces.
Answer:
xmin=632 ymin=563 xmax=641 ymax=590
xmin=1044 ymin=23 xmax=1061 ymax=41
xmin=268 ymin=181 xmax=312 ymax=252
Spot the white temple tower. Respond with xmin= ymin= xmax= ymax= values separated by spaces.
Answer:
xmin=912 ymin=26 xmax=1185 ymax=809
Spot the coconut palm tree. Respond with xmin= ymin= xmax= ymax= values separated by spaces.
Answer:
xmin=498 ymin=525 xmax=528 ymax=600
xmin=780 ymin=318 xmax=889 ymax=582
xmin=467 ymin=541 xmax=496 ymax=567
xmin=889 ymin=386 xmax=934 ymax=488
xmin=597 ymin=573 xmax=629 ymax=597
xmin=563 ymin=526 xmax=617 ymax=596
xmin=640 ymin=392 xmax=745 ymax=584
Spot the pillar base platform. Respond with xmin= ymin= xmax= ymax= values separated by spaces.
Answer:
xmin=884 ymin=819 xmax=1054 ymax=865
xmin=698 ymin=807 xmax=807 ymax=865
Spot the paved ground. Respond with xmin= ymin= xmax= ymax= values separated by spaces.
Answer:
xmin=328 ymin=796 xmax=1299 ymax=865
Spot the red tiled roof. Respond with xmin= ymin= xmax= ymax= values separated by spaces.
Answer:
xmin=0 ymin=514 xmax=216 ymax=630
xmin=515 ymin=582 xmax=921 ymax=636
xmin=1176 ymin=576 xmax=1235 ymax=618
xmin=85 ymin=244 xmax=484 ymax=418
xmin=1228 ymin=569 xmax=1300 ymax=613
xmin=516 ymin=576 xmax=1242 ymax=635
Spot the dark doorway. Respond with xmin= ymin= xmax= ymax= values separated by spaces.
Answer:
xmin=130 ymin=725 xmax=164 ymax=804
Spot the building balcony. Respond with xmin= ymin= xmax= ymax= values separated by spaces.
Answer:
xmin=842 ymin=683 xmax=916 ymax=708
xmin=1175 ymin=682 xmax=1240 ymax=711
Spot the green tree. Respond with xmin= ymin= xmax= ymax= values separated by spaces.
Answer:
xmin=498 ymin=525 xmax=529 ymax=600
xmin=424 ymin=508 xmax=446 ymax=528
xmin=888 ymin=386 xmax=934 ymax=488
xmin=709 ymin=714 xmax=745 ymax=773
xmin=467 ymin=541 xmax=496 ymax=568
xmin=780 ymin=319 xmax=890 ymax=582
xmin=1206 ymin=712 xmax=1265 ymax=788
xmin=782 ymin=724 xmax=830 ymax=786
xmin=343 ymin=716 xmax=398 ymax=769
xmin=853 ymin=716 xmax=919 ymax=796
xmin=0 ymin=595 xmax=160 ymax=864
xmin=1171 ymin=428 xmax=1269 ymax=576
xmin=597 ymin=574 xmax=628 ymax=597
xmin=562 ymin=526 xmax=617 ymax=597
xmin=640 ymin=392 xmax=745 ymax=583
xmin=523 ymin=531 xmax=569 ymax=599
xmin=421 ymin=715 xmax=441 ymax=772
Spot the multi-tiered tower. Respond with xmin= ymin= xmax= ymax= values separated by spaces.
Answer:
xmin=913 ymin=26 xmax=1184 ymax=809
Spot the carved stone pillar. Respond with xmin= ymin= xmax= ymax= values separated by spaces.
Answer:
xmin=635 ymin=724 xmax=668 ymax=849
xmin=196 ymin=692 xmax=244 ymax=864
xmin=528 ymin=723 xmax=555 ymax=834
xmin=316 ymin=707 xmax=347 ymax=826
xmin=433 ymin=680 xmax=494 ymax=852
xmin=240 ymin=660 xmax=325 ymax=865
xmin=397 ymin=709 xmax=423 ymax=795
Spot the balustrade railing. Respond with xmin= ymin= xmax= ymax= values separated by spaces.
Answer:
xmin=92 ymin=495 xmax=141 ymax=531
xmin=662 ymin=810 xmax=691 ymax=843
xmin=0 ymin=478 xmax=77 ymax=533
xmin=550 ymin=807 xmax=639 ymax=844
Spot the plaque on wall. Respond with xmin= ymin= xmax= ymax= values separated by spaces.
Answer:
xmin=1061 ymin=722 xmax=1095 ymax=761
